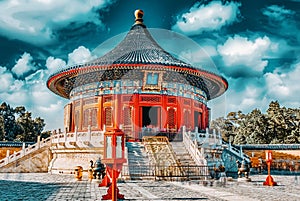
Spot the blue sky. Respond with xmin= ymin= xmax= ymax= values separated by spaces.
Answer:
xmin=0 ymin=0 xmax=299 ymax=130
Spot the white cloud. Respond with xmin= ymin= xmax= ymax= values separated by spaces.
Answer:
xmin=172 ymin=1 xmax=241 ymax=35
xmin=0 ymin=0 xmax=112 ymax=44
xmin=265 ymin=62 xmax=300 ymax=103
xmin=11 ymin=52 xmax=36 ymax=78
xmin=46 ymin=57 xmax=66 ymax=74
xmin=178 ymin=46 xmax=219 ymax=73
xmin=0 ymin=53 xmax=67 ymax=130
xmin=0 ymin=67 xmax=15 ymax=92
xmin=0 ymin=46 xmax=95 ymax=130
xmin=180 ymin=46 xmax=218 ymax=62
xmin=211 ymin=61 xmax=300 ymax=119
xmin=210 ymin=76 xmax=269 ymax=118
xmin=217 ymin=35 xmax=272 ymax=77
xmin=68 ymin=46 xmax=93 ymax=66
xmin=10 ymin=80 xmax=24 ymax=91
xmin=262 ymin=5 xmax=295 ymax=21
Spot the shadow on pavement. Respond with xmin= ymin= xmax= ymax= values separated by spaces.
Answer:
xmin=0 ymin=180 xmax=69 ymax=200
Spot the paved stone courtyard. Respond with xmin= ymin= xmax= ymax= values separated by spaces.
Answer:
xmin=0 ymin=173 xmax=300 ymax=200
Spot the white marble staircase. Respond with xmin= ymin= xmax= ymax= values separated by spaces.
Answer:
xmin=125 ymin=142 xmax=152 ymax=179
xmin=0 ymin=137 xmax=51 ymax=172
xmin=171 ymin=141 xmax=204 ymax=180
xmin=170 ymin=142 xmax=196 ymax=166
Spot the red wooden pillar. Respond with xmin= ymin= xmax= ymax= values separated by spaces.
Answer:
xmin=202 ymin=103 xmax=206 ymax=130
xmin=114 ymin=94 xmax=121 ymax=128
xmin=79 ymin=98 xmax=83 ymax=131
xmin=176 ymin=97 xmax=181 ymax=131
xmin=98 ymin=95 xmax=103 ymax=130
xmin=191 ymin=100 xmax=195 ymax=129
xmin=71 ymin=102 xmax=75 ymax=132
xmin=161 ymin=94 xmax=167 ymax=130
xmin=133 ymin=93 xmax=140 ymax=140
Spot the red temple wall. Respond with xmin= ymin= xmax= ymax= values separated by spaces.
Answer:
xmin=66 ymin=94 xmax=209 ymax=139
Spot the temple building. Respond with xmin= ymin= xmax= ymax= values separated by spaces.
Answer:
xmin=47 ymin=10 xmax=228 ymax=141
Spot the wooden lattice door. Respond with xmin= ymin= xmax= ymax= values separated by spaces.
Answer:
xmin=104 ymin=107 xmax=113 ymax=127
xmin=167 ymin=108 xmax=176 ymax=131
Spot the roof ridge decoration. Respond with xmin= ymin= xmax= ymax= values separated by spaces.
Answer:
xmin=134 ymin=9 xmax=144 ymax=25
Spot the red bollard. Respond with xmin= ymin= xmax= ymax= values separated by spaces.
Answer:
xmin=101 ymin=128 xmax=126 ymax=200
xmin=99 ymin=173 xmax=111 ymax=187
xmin=263 ymin=150 xmax=277 ymax=186
xmin=101 ymin=166 xmax=124 ymax=200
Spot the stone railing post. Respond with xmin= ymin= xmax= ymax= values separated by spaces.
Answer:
xmin=213 ymin=129 xmax=216 ymax=143
xmin=87 ymin=125 xmax=91 ymax=141
xmin=52 ymin=130 xmax=56 ymax=144
xmin=64 ymin=128 xmax=67 ymax=142
xmin=13 ymin=151 xmax=16 ymax=161
xmin=205 ymin=128 xmax=209 ymax=139
xmin=5 ymin=150 xmax=10 ymax=165
xmin=182 ymin=125 xmax=186 ymax=133
xmin=75 ymin=126 xmax=78 ymax=142
xmin=56 ymin=129 xmax=60 ymax=144
xmin=37 ymin=135 xmax=41 ymax=149
xmin=218 ymin=130 xmax=222 ymax=145
xmin=22 ymin=142 xmax=26 ymax=157
xmin=196 ymin=131 xmax=201 ymax=142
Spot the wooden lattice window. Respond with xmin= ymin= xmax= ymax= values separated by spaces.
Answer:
xmin=184 ymin=110 xmax=190 ymax=128
xmin=91 ymin=108 xmax=98 ymax=127
xmin=141 ymin=96 xmax=161 ymax=102
xmin=168 ymin=97 xmax=176 ymax=104
xmin=83 ymin=109 xmax=89 ymax=128
xmin=123 ymin=107 xmax=132 ymax=126
xmin=167 ymin=108 xmax=176 ymax=129
xmin=104 ymin=107 xmax=112 ymax=126
xmin=122 ymin=96 xmax=132 ymax=102
xmin=184 ymin=99 xmax=191 ymax=105
xmin=84 ymin=98 xmax=98 ymax=105
xmin=75 ymin=110 xmax=80 ymax=128
xmin=194 ymin=102 xmax=201 ymax=108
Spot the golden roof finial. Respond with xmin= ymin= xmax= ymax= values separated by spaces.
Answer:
xmin=134 ymin=9 xmax=144 ymax=24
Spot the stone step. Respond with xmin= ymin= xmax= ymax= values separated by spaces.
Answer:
xmin=126 ymin=142 xmax=151 ymax=176
xmin=170 ymin=142 xmax=197 ymax=167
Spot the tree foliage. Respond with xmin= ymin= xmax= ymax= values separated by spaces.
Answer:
xmin=210 ymin=101 xmax=300 ymax=144
xmin=0 ymin=102 xmax=48 ymax=142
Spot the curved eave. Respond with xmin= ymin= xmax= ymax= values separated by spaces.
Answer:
xmin=47 ymin=63 xmax=228 ymax=100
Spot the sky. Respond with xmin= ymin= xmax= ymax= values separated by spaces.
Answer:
xmin=0 ymin=0 xmax=299 ymax=131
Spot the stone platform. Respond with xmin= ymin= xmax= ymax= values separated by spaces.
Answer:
xmin=0 ymin=173 xmax=300 ymax=200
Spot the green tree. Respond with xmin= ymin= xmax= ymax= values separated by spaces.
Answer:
xmin=17 ymin=112 xmax=45 ymax=142
xmin=211 ymin=101 xmax=300 ymax=145
xmin=283 ymin=108 xmax=300 ymax=143
xmin=267 ymin=101 xmax=288 ymax=143
xmin=0 ymin=102 xmax=18 ymax=141
xmin=0 ymin=102 xmax=47 ymax=142
xmin=0 ymin=115 xmax=4 ymax=140
xmin=243 ymin=109 xmax=268 ymax=144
